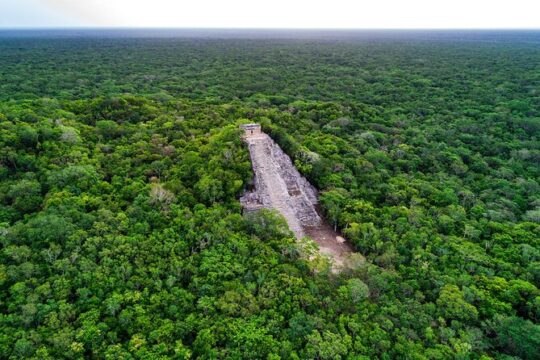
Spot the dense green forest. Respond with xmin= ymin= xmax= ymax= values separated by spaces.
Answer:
xmin=0 ymin=31 xmax=539 ymax=359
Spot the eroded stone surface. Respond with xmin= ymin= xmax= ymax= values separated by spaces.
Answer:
xmin=240 ymin=133 xmax=320 ymax=237
xmin=240 ymin=130 xmax=353 ymax=267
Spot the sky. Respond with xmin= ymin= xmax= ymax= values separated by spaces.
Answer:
xmin=0 ymin=0 xmax=539 ymax=29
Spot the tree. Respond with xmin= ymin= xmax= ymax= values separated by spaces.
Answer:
xmin=346 ymin=278 xmax=370 ymax=303
xmin=195 ymin=175 xmax=224 ymax=205
xmin=16 ymin=125 xmax=38 ymax=149
xmin=7 ymin=179 xmax=42 ymax=214
xmin=491 ymin=315 xmax=540 ymax=360
xmin=436 ymin=284 xmax=478 ymax=322
xmin=305 ymin=330 xmax=351 ymax=360
xmin=320 ymin=188 xmax=348 ymax=231
xmin=148 ymin=184 xmax=176 ymax=211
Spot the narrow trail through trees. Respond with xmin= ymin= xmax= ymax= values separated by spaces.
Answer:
xmin=240 ymin=128 xmax=353 ymax=267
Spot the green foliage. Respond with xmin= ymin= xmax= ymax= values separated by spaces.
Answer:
xmin=491 ymin=315 xmax=540 ymax=360
xmin=436 ymin=284 xmax=479 ymax=322
xmin=0 ymin=31 xmax=538 ymax=359
xmin=7 ymin=179 xmax=42 ymax=214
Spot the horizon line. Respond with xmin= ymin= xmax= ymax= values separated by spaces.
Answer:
xmin=1 ymin=26 xmax=540 ymax=31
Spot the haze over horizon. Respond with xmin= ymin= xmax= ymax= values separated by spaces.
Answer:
xmin=1 ymin=0 xmax=539 ymax=29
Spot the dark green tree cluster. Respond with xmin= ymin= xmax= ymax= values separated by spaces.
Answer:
xmin=0 ymin=31 xmax=539 ymax=358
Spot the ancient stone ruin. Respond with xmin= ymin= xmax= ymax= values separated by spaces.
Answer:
xmin=240 ymin=123 xmax=262 ymax=137
xmin=240 ymin=124 xmax=352 ymax=266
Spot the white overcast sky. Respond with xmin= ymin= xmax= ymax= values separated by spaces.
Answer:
xmin=0 ymin=0 xmax=539 ymax=29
